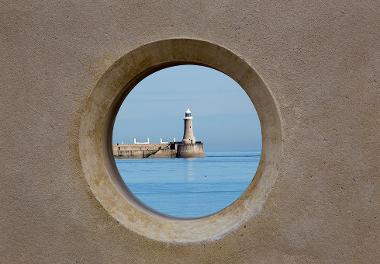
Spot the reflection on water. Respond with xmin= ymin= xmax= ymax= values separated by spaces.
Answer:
xmin=185 ymin=158 xmax=193 ymax=181
xmin=115 ymin=152 xmax=260 ymax=218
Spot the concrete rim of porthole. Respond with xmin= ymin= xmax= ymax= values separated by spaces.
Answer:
xmin=78 ymin=38 xmax=282 ymax=243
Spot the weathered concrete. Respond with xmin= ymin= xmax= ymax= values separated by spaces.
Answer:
xmin=1 ymin=1 xmax=379 ymax=263
xmin=177 ymin=142 xmax=205 ymax=158
xmin=113 ymin=143 xmax=176 ymax=158
xmin=112 ymin=142 xmax=203 ymax=158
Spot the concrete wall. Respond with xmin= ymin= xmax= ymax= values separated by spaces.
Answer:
xmin=113 ymin=143 xmax=173 ymax=158
xmin=1 ymin=1 xmax=379 ymax=263
xmin=177 ymin=143 xmax=205 ymax=158
xmin=154 ymin=148 xmax=177 ymax=158
xmin=113 ymin=143 xmax=203 ymax=158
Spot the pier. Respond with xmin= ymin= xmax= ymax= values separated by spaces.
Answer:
xmin=113 ymin=109 xmax=204 ymax=158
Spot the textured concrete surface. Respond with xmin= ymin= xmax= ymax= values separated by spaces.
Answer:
xmin=177 ymin=142 xmax=204 ymax=158
xmin=1 ymin=1 xmax=379 ymax=263
xmin=113 ymin=143 xmax=176 ymax=158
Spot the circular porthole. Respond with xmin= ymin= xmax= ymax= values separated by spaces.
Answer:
xmin=78 ymin=39 xmax=282 ymax=243
xmin=112 ymin=64 xmax=262 ymax=219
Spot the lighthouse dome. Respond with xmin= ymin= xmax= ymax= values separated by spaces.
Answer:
xmin=184 ymin=108 xmax=192 ymax=119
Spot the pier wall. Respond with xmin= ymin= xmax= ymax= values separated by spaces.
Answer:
xmin=113 ymin=143 xmax=203 ymax=158
xmin=113 ymin=143 xmax=176 ymax=158
xmin=177 ymin=142 xmax=204 ymax=158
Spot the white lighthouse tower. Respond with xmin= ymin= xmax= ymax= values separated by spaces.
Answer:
xmin=182 ymin=108 xmax=196 ymax=144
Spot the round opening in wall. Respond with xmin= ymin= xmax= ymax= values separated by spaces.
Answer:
xmin=78 ymin=39 xmax=281 ymax=243
xmin=112 ymin=65 xmax=262 ymax=218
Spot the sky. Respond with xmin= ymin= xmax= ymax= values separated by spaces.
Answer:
xmin=112 ymin=65 xmax=262 ymax=152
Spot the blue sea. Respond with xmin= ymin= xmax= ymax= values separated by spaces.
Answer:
xmin=115 ymin=152 xmax=260 ymax=218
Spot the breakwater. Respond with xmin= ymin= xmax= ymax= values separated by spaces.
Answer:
xmin=113 ymin=142 xmax=204 ymax=158
xmin=113 ymin=108 xmax=204 ymax=158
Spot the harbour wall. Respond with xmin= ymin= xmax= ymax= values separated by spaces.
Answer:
xmin=177 ymin=142 xmax=204 ymax=158
xmin=113 ymin=142 xmax=204 ymax=158
xmin=113 ymin=143 xmax=177 ymax=158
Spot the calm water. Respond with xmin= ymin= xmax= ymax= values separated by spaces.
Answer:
xmin=115 ymin=152 xmax=260 ymax=218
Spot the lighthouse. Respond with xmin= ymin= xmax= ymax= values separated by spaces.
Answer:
xmin=182 ymin=108 xmax=196 ymax=144
xmin=177 ymin=108 xmax=205 ymax=158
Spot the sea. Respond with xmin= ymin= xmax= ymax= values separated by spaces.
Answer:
xmin=115 ymin=151 xmax=260 ymax=218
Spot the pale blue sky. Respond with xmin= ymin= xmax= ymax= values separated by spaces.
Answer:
xmin=112 ymin=65 xmax=261 ymax=152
